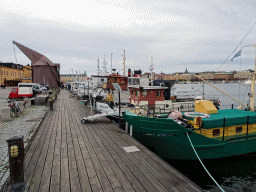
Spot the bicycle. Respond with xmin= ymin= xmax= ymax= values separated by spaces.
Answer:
xmin=8 ymin=99 xmax=22 ymax=117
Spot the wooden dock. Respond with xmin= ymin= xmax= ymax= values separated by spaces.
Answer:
xmin=24 ymin=90 xmax=203 ymax=192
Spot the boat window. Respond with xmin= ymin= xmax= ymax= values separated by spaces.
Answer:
xmin=213 ymin=129 xmax=220 ymax=136
xmin=156 ymin=90 xmax=161 ymax=97
xmin=131 ymin=89 xmax=134 ymax=95
xmin=134 ymin=79 xmax=140 ymax=85
xmin=142 ymin=90 xmax=147 ymax=97
xmin=236 ymin=127 xmax=242 ymax=133
xmin=135 ymin=90 xmax=140 ymax=96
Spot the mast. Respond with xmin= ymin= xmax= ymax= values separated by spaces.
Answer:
xmin=111 ymin=53 xmax=113 ymax=74
xmin=123 ymin=50 xmax=126 ymax=76
xmin=242 ymin=44 xmax=256 ymax=111
xmin=97 ymin=59 xmax=100 ymax=75
xmin=151 ymin=56 xmax=153 ymax=87
xmin=250 ymin=45 xmax=256 ymax=111
xmin=103 ymin=55 xmax=108 ymax=75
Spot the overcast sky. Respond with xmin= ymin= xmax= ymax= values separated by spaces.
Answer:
xmin=1 ymin=0 xmax=256 ymax=76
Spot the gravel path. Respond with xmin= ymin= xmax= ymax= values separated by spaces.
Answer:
xmin=0 ymin=105 xmax=48 ymax=186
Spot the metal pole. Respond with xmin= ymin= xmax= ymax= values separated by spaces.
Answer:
xmin=84 ymin=82 xmax=85 ymax=98
xmin=88 ymin=81 xmax=89 ymax=96
xmin=151 ymin=56 xmax=153 ymax=87
xmin=119 ymin=91 xmax=121 ymax=128
xmin=247 ymin=115 xmax=249 ymax=136
xmin=202 ymin=84 xmax=204 ymax=99
xmin=111 ymin=53 xmax=113 ymax=73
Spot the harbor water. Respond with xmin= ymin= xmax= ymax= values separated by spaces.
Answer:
xmin=167 ymin=83 xmax=256 ymax=191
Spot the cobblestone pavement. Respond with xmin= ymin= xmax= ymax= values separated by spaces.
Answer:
xmin=0 ymin=87 xmax=14 ymax=99
xmin=0 ymin=105 xmax=48 ymax=185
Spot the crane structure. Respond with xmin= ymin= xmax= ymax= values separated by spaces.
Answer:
xmin=12 ymin=41 xmax=60 ymax=88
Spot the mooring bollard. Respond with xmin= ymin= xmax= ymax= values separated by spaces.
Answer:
xmin=50 ymin=98 xmax=53 ymax=111
xmin=130 ymin=125 xmax=133 ymax=136
xmin=125 ymin=122 xmax=128 ymax=133
xmin=6 ymin=136 xmax=26 ymax=191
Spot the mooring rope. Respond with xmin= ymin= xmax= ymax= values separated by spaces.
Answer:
xmin=186 ymin=132 xmax=225 ymax=192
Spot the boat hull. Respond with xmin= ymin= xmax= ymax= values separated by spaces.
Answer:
xmin=123 ymin=111 xmax=256 ymax=160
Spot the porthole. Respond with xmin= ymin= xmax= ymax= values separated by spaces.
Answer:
xmin=213 ymin=129 xmax=220 ymax=136
xmin=236 ymin=127 xmax=242 ymax=133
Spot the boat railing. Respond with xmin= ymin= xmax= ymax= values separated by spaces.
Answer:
xmin=122 ymin=102 xmax=195 ymax=117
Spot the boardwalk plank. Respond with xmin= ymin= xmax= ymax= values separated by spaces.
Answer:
xmin=26 ymin=110 xmax=56 ymax=192
xmin=66 ymin=101 xmax=92 ymax=192
xmin=60 ymin=98 xmax=71 ymax=192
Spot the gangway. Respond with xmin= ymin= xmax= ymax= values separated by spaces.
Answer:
xmin=81 ymin=102 xmax=122 ymax=124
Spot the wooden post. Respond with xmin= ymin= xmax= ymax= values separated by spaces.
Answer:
xmin=130 ymin=125 xmax=133 ymax=136
xmin=222 ymin=118 xmax=225 ymax=141
xmin=125 ymin=122 xmax=128 ymax=133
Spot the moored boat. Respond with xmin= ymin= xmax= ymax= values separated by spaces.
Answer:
xmin=123 ymin=100 xmax=256 ymax=160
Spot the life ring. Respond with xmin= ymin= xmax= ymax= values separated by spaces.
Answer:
xmin=184 ymin=112 xmax=210 ymax=118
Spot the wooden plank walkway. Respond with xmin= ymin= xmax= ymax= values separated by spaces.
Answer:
xmin=24 ymin=90 xmax=203 ymax=192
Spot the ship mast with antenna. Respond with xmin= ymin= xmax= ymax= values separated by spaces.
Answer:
xmin=151 ymin=56 xmax=153 ymax=87
xmin=97 ymin=59 xmax=100 ymax=75
xmin=122 ymin=50 xmax=126 ymax=76
xmin=111 ymin=53 xmax=113 ymax=74
xmin=103 ymin=55 xmax=108 ymax=75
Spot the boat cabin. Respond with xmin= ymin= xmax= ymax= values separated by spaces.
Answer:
xmin=103 ymin=74 xmax=128 ymax=91
xmin=128 ymin=79 xmax=174 ymax=107
xmin=91 ymin=75 xmax=108 ymax=88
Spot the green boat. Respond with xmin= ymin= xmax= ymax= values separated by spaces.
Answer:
xmin=123 ymin=99 xmax=256 ymax=160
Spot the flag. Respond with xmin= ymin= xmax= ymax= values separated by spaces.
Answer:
xmin=231 ymin=50 xmax=241 ymax=61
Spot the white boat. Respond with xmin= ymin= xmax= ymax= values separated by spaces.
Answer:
xmin=243 ymin=80 xmax=256 ymax=84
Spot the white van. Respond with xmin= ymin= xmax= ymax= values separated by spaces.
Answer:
xmin=18 ymin=83 xmax=41 ymax=97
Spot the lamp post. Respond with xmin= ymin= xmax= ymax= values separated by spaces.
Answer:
xmin=6 ymin=136 xmax=26 ymax=191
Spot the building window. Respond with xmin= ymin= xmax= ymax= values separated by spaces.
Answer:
xmin=236 ymin=127 xmax=242 ymax=133
xmin=213 ymin=129 xmax=220 ymax=136
xmin=156 ymin=90 xmax=161 ymax=97
xmin=10 ymin=71 xmax=12 ymax=76
xmin=6 ymin=71 xmax=8 ymax=76
xmin=4 ymin=71 xmax=5 ymax=75
xmin=142 ymin=90 xmax=147 ymax=97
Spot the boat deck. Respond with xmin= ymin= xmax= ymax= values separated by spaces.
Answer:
xmin=24 ymin=90 xmax=203 ymax=192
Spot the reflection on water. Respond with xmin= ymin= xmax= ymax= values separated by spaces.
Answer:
xmin=165 ymin=154 xmax=256 ymax=191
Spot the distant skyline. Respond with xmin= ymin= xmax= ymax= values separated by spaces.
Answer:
xmin=1 ymin=0 xmax=256 ymax=76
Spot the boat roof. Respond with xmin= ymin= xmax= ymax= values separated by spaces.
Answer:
xmin=128 ymin=85 xmax=167 ymax=89
xmin=185 ymin=109 xmax=256 ymax=128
